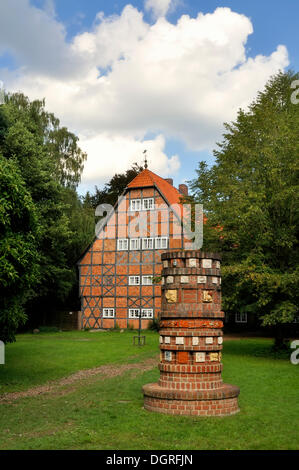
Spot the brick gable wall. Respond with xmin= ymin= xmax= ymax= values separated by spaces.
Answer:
xmin=78 ymin=185 xmax=186 ymax=329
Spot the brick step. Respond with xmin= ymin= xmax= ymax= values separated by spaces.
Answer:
xmin=143 ymin=382 xmax=240 ymax=401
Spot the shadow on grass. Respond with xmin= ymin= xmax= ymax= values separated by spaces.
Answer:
xmin=223 ymin=339 xmax=291 ymax=360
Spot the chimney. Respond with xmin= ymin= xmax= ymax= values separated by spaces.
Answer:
xmin=179 ymin=184 xmax=188 ymax=196
xmin=164 ymin=178 xmax=173 ymax=186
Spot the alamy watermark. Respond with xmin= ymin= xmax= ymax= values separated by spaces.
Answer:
xmin=0 ymin=340 xmax=5 ymax=365
xmin=290 ymin=340 xmax=299 ymax=365
xmin=95 ymin=201 xmax=203 ymax=250
xmin=0 ymin=80 xmax=5 ymax=105
xmin=290 ymin=80 xmax=299 ymax=104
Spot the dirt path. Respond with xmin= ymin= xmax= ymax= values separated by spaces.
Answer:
xmin=0 ymin=356 xmax=158 ymax=404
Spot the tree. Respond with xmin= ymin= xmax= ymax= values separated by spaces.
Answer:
xmin=0 ymin=93 xmax=93 ymax=338
xmin=0 ymin=154 xmax=40 ymax=342
xmin=82 ymin=163 xmax=143 ymax=209
xmin=189 ymin=71 xmax=299 ymax=347
xmin=1 ymin=93 xmax=87 ymax=188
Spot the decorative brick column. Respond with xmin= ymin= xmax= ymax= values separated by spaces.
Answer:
xmin=142 ymin=251 xmax=240 ymax=416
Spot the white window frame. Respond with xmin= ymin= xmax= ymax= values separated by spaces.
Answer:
xmin=117 ymin=238 xmax=128 ymax=251
xmin=142 ymin=275 xmax=153 ymax=285
xmin=235 ymin=312 xmax=247 ymax=323
xmin=155 ymin=237 xmax=168 ymax=249
xmin=130 ymin=199 xmax=141 ymax=212
xmin=142 ymin=198 xmax=154 ymax=211
xmin=129 ymin=276 xmax=140 ymax=286
xmin=141 ymin=309 xmax=153 ymax=318
xmin=103 ymin=308 xmax=115 ymax=318
xmin=142 ymin=238 xmax=154 ymax=250
xmin=129 ymin=308 xmax=140 ymax=318
xmin=130 ymin=238 xmax=140 ymax=250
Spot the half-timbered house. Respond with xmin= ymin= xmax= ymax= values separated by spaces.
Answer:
xmin=78 ymin=167 xmax=189 ymax=329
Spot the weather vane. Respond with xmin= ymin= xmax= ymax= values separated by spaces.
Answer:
xmin=143 ymin=149 xmax=148 ymax=169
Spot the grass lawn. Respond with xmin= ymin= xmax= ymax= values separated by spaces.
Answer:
xmin=0 ymin=330 xmax=158 ymax=394
xmin=0 ymin=330 xmax=298 ymax=450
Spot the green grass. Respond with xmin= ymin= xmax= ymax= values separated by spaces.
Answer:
xmin=0 ymin=330 xmax=158 ymax=393
xmin=0 ymin=331 xmax=298 ymax=450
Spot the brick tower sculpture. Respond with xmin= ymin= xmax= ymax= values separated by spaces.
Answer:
xmin=143 ymin=250 xmax=240 ymax=416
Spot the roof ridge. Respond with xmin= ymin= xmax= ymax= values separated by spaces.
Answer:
xmin=128 ymin=168 xmax=179 ymax=191
xmin=127 ymin=168 xmax=183 ymax=210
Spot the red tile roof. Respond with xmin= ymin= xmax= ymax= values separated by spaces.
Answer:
xmin=127 ymin=169 xmax=184 ymax=207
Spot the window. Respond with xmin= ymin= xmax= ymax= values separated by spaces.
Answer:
xmin=142 ymin=238 xmax=154 ymax=249
xmin=117 ymin=238 xmax=128 ymax=250
xmin=130 ymin=238 xmax=140 ymax=250
xmin=235 ymin=313 xmax=247 ymax=323
xmin=130 ymin=199 xmax=141 ymax=211
xmin=103 ymin=308 xmax=115 ymax=318
xmin=155 ymin=237 xmax=168 ymax=249
xmin=141 ymin=309 xmax=153 ymax=318
xmin=142 ymin=198 xmax=154 ymax=210
xmin=129 ymin=308 xmax=140 ymax=318
xmin=129 ymin=276 xmax=140 ymax=285
xmin=142 ymin=276 xmax=153 ymax=285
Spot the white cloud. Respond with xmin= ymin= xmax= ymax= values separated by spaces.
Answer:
xmin=144 ymin=0 xmax=173 ymax=19
xmin=73 ymin=5 xmax=149 ymax=71
xmin=0 ymin=0 xmax=88 ymax=78
xmin=0 ymin=2 xmax=289 ymax=189
xmin=79 ymin=133 xmax=180 ymax=188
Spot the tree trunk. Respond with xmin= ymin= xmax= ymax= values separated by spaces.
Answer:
xmin=274 ymin=324 xmax=287 ymax=350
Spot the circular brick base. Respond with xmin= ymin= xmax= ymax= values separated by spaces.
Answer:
xmin=143 ymin=382 xmax=240 ymax=417
xmin=142 ymin=251 xmax=240 ymax=417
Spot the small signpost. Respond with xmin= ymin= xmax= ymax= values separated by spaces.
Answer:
xmin=133 ymin=311 xmax=146 ymax=346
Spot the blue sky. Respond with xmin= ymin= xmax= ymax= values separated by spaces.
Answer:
xmin=0 ymin=0 xmax=298 ymax=193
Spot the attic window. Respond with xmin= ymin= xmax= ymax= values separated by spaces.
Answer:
xmin=142 ymin=198 xmax=154 ymax=210
xmin=130 ymin=199 xmax=141 ymax=211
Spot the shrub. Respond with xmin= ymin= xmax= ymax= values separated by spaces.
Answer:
xmin=147 ymin=318 xmax=160 ymax=331
xmin=38 ymin=326 xmax=59 ymax=333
